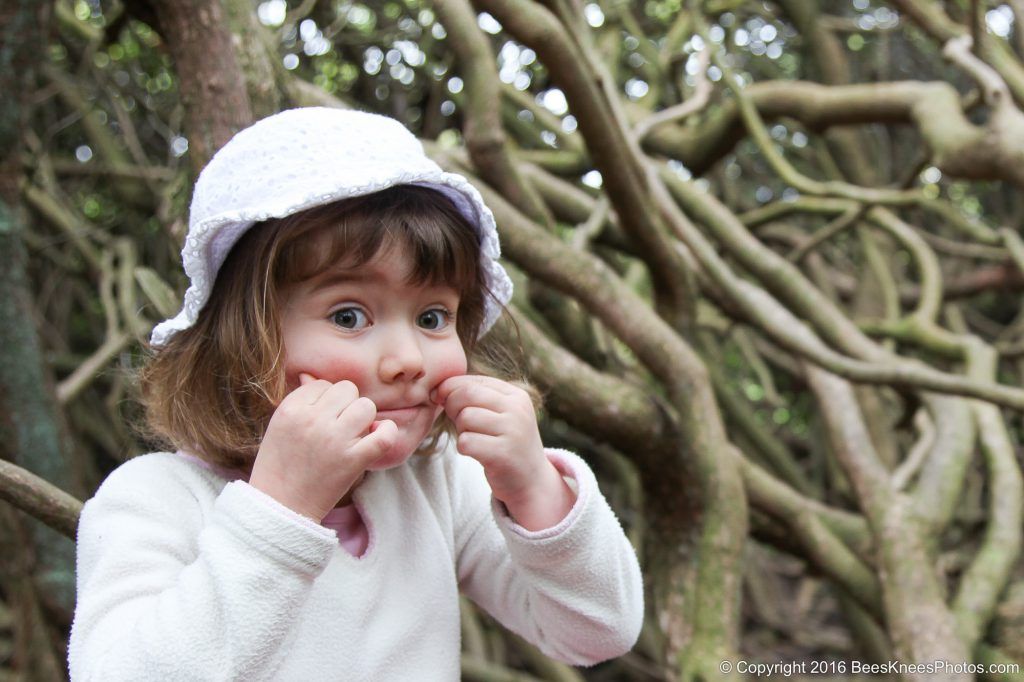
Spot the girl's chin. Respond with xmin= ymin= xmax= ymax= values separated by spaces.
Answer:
xmin=366 ymin=447 xmax=414 ymax=471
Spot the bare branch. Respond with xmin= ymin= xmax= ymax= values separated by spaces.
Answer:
xmin=953 ymin=346 xmax=1024 ymax=650
xmin=634 ymin=48 xmax=711 ymax=143
xmin=433 ymin=0 xmax=554 ymax=226
xmin=943 ymin=35 xmax=1011 ymax=104
xmin=805 ymin=365 xmax=970 ymax=675
xmin=0 ymin=459 xmax=82 ymax=541
xmin=658 ymin=170 xmax=1024 ymax=410
xmin=471 ymin=0 xmax=699 ymax=322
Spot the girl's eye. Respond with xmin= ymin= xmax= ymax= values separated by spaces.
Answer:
xmin=331 ymin=307 xmax=369 ymax=330
xmin=417 ymin=308 xmax=452 ymax=331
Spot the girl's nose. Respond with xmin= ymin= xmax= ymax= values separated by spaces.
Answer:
xmin=378 ymin=330 xmax=426 ymax=383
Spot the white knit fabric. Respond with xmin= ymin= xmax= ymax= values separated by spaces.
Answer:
xmin=150 ymin=108 xmax=514 ymax=347
xmin=68 ymin=444 xmax=644 ymax=680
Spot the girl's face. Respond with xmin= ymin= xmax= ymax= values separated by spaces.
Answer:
xmin=279 ymin=243 xmax=468 ymax=470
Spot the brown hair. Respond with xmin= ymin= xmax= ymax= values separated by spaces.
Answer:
xmin=138 ymin=185 xmax=507 ymax=470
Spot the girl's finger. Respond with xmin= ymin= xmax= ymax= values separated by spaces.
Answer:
xmin=434 ymin=374 xmax=516 ymax=405
xmin=316 ymin=380 xmax=360 ymax=417
xmin=440 ymin=383 xmax=509 ymax=421
xmin=334 ymin=396 xmax=377 ymax=439
xmin=291 ymin=376 xmax=333 ymax=405
xmin=453 ymin=406 xmax=505 ymax=437
xmin=454 ymin=431 xmax=504 ymax=463
xmin=350 ymin=419 xmax=398 ymax=464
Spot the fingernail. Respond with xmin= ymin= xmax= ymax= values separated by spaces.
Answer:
xmin=429 ymin=388 xmax=439 ymax=404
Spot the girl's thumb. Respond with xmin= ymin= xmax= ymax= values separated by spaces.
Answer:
xmin=298 ymin=372 xmax=316 ymax=386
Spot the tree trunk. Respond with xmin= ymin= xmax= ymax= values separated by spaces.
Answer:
xmin=151 ymin=0 xmax=254 ymax=173
xmin=0 ymin=0 xmax=77 ymax=621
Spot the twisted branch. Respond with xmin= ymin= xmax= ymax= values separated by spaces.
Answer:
xmin=0 ymin=459 xmax=81 ymax=541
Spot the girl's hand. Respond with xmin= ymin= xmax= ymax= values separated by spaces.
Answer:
xmin=249 ymin=373 xmax=398 ymax=521
xmin=434 ymin=375 xmax=574 ymax=531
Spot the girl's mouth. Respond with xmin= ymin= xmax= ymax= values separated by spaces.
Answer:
xmin=374 ymin=405 xmax=427 ymax=424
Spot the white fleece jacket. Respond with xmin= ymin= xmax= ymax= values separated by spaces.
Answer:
xmin=68 ymin=443 xmax=643 ymax=681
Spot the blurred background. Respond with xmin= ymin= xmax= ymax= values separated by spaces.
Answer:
xmin=3 ymin=0 xmax=1024 ymax=679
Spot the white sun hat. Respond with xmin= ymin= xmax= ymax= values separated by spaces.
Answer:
xmin=150 ymin=107 xmax=513 ymax=347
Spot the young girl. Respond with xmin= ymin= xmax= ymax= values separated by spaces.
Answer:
xmin=68 ymin=108 xmax=643 ymax=681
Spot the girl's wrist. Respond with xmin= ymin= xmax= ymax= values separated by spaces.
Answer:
xmin=500 ymin=459 xmax=576 ymax=532
xmin=249 ymin=470 xmax=326 ymax=522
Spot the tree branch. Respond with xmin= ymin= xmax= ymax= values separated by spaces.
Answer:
xmin=805 ymin=365 xmax=970 ymax=676
xmin=433 ymin=0 xmax=553 ymax=227
xmin=0 ymin=459 xmax=82 ymax=541
xmin=953 ymin=346 xmax=1024 ymax=650
xmin=471 ymin=0 xmax=698 ymax=325
xmin=658 ymin=170 xmax=1024 ymax=410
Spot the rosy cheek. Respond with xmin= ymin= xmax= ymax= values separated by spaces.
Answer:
xmin=284 ymin=354 xmax=370 ymax=393
xmin=429 ymin=346 xmax=468 ymax=388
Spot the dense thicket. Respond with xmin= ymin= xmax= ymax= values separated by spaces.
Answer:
xmin=3 ymin=1 xmax=1024 ymax=680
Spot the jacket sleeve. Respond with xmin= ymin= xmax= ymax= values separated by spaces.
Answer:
xmin=452 ymin=447 xmax=644 ymax=666
xmin=68 ymin=455 xmax=337 ymax=681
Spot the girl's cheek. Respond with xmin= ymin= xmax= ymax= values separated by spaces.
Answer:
xmin=432 ymin=346 xmax=468 ymax=384
xmin=284 ymin=357 xmax=372 ymax=393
